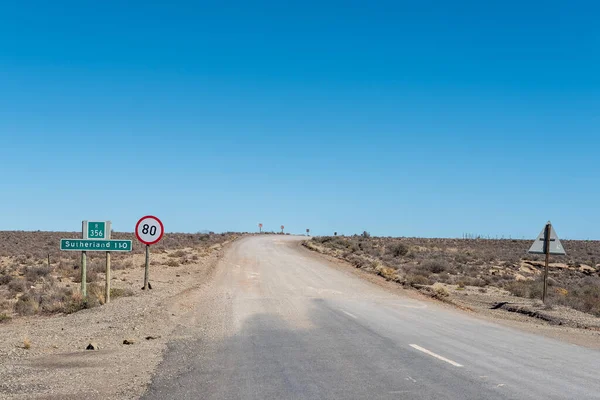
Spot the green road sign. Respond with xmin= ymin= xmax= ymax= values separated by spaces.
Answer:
xmin=85 ymin=221 xmax=108 ymax=239
xmin=60 ymin=239 xmax=132 ymax=252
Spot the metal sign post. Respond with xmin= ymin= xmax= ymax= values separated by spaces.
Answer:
xmin=543 ymin=223 xmax=551 ymax=303
xmin=528 ymin=221 xmax=566 ymax=303
xmin=259 ymin=223 xmax=263 ymax=233
xmin=135 ymin=216 xmax=165 ymax=290
xmin=281 ymin=225 xmax=284 ymax=234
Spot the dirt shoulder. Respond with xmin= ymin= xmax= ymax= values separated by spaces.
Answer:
xmin=0 ymin=243 xmax=231 ymax=400
xmin=299 ymin=240 xmax=600 ymax=350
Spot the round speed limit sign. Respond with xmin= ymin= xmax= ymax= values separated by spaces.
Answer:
xmin=135 ymin=216 xmax=164 ymax=245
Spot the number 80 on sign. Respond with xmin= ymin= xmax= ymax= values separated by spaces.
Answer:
xmin=135 ymin=216 xmax=164 ymax=245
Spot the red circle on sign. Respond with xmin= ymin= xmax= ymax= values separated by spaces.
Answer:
xmin=135 ymin=216 xmax=164 ymax=245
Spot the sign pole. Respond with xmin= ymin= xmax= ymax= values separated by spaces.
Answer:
xmin=543 ymin=222 xmax=551 ymax=304
xmin=135 ymin=216 xmax=164 ymax=291
xmin=144 ymin=245 xmax=150 ymax=290
xmin=81 ymin=221 xmax=87 ymax=298
xmin=528 ymin=221 xmax=566 ymax=304
xmin=105 ymin=222 xmax=112 ymax=304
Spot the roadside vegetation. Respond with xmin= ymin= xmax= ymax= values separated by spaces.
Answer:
xmin=0 ymin=231 xmax=238 ymax=321
xmin=305 ymin=235 xmax=600 ymax=317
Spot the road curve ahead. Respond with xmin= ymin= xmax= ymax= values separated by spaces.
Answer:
xmin=143 ymin=235 xmax=600 ymax=400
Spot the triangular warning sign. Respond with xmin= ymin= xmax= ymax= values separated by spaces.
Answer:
xmin=528 ymin=223 xmax=566 ymax=255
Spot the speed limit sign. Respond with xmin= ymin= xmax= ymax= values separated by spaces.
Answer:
xmin=135 ymin=216 xmax=164 ymax=245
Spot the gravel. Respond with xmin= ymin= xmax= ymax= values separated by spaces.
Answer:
xmin=0 ymin=246 xmax=226 ymax=400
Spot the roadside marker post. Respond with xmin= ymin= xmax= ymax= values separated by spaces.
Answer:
xmin=259 ymin=223 xmax=263 ymax=234
xmin=281 ymin=225 xmax=284 ymax=234
xmin=528 ymin=221 xmax=566 ymax=303
xmin=306 ymin=228 xmax=310 ymax=236
xmin=135 ymin=216 xmax=164 ymax=291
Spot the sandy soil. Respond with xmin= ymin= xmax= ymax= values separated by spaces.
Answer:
xmin=0 ymin=244 xmax=228 ymax=399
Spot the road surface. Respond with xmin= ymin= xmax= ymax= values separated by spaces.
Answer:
xmin=143 ymin=235 xmax=600 ymax=400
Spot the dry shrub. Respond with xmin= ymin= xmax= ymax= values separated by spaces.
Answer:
xmin=407 ymin=274 xmax=431 ymax=287
xmin=8 ymin=279 xmax=28 ymax=296
xmin=165 ymin=259 xmax=180 ymax=267
xmin=14 ymin=293 xmax=39 ymax=316
xmin=418 ymin=260 xmax=449 ymax=274
xmin=505 ymin=280 xmax=542 ymax=299
xmin=112 ymin=259 xmax=133 ymax=270
xmin=374 ymin=263 xmax=397 ymax=281
xmin=169 ymin=250 xmax=187 ymax=258
xmin=88 ymin=283 xmax=105 ymax=305
xmin=24 ymin=265 xmax=52 ymax=282
xmin=433 ymin=285 xmax=450 ymax=298
xmin=71 ymin=271 xmax=98 ymax=283
xmin=387 ymin=243 xmax=409 ymax=257
xmin=110 ymin=287 xmax=135 ymax=299
xmin=0 ymin=274 xmax=13 ymax=285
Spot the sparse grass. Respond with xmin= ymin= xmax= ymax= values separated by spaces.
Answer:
xmin=110 ymin=287 xmax=135 ymax=299
xmin=24 ymin=265 xmax=52 ymax=282
xmin=0 ymin=313 xmax=11 ymax=323
xmin=0 ymin=230 xmax=238 ymax=320
xmin=308 ymin=235 xmax=600 ymax=317
xmin=165 ymin=259 xmax=180 ymax=267
xmin=169 ymin=250 xmax=187 ymax=258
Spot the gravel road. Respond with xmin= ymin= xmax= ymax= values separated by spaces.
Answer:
xmin=0 ymin=247 xmax=225 ymax=399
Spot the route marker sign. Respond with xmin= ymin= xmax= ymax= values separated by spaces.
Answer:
xmin=259 ymin=223 xmax=263 ymax=233
xmin=60 ymin=239 xmax=132 ymax=251
xmin=528 ymin=221 xmax=566 ymax=303
xmin=85 ymin=221 xmax=108 ymax=239
xmin=135 ymin=216 xmax=165 ymax=290
xmin=281 ymin=225 xmax=285 ymax=234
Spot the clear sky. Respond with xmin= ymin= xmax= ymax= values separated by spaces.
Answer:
xmin=1 ymin=1 xmax=598 ymax=239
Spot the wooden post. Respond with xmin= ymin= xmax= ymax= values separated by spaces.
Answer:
xmin=81 ymin=251 xmax=87 ymax=297
xmin=542 ymin=222 xmax=551 ymax=304
xmin=81 ymin=221 xmax=87 ymax=298
xmin=47 ymin=253 xmax=50 ymax=268
xmin=143 ymin=245 xmax=150 ymax=290
xmin=105 ymin=223 xmax=111 ymax=304
xmin=105 ymin=251 xmax=111 ymax=303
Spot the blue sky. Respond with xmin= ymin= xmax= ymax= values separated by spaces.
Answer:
xmin=0 ymin=1 xmax=598 ymax=239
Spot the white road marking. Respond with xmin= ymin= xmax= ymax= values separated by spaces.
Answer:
xmin=340 ymin=310 xmax=358 ymax=319
xmin=406 ymin=376 xmax=417 ymax=383
xmin=409 ymin=344 xmax=464 ymax=367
